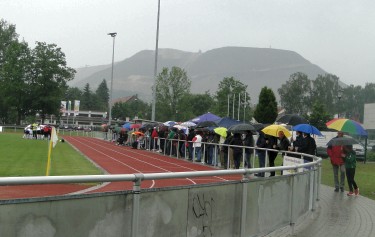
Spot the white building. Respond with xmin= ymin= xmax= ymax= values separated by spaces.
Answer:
xmin=364 ymin=103 xmax=375 ymax=130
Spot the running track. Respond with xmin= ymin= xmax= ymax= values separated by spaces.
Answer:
xmin=0 ymin=136 xmax=242 ymax=200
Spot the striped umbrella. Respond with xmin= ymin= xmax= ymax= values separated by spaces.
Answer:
xmin=326 ymin=118 xmax=367 ymax=136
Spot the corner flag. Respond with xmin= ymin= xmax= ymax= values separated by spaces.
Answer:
xmin=46 ymin=126 xmax=59 ymax=176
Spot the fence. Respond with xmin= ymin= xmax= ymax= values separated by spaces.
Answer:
xmin=0 ymin=159 xmax=321 ymax=237
xmin=0 ymin=128 xmax=322 ymax=236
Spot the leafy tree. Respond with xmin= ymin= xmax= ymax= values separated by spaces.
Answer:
xmin=308 ymin=102 xmax=332 ymax=131
xmin=253 ymin=87 xmax=278 ymax=124
xmin=362 ymin=83 xmax=375 ymax=103
xmin=178 ymin=92 xmax=215 ymax=121
xmin=0 ymin=41 xmax=32 ymax=124
xmin=214 ymin=77 xmax=251 ymax=120
xmin=311 ymin=74 xmax=341 ymax=117
xmin=0 ymin=19 xmax=23 ymax=123
xmin=112 ymin=98 xmax=151 ymax=121
xmin=278 ymin=72 xmax=311 ymax=114
xmin=95 ymin=79 xmax=109 ymax=111
xmin=155 ymin=67 xmax=191 ymax=121
xmin=0 ymin=19 xmax=18 ymax=65
xmin=340 ymin=85 xmax=363 ymax=121
xmin=28 ymin=42 xmax=75 ymax=124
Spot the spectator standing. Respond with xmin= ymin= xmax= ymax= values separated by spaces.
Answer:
xmin=266 ymin=135 xmax=278 ymax=176
xmin=342 ymin=145 xmax=359 ymax=196
xmin=230 ymin=133 xmax=243 ymax=169
xmin=327 ymin=131 xmax=345 ymax=192
xmin=244 ymin=131 xmax=254 ymax=168
xmin=256 ymin=131 xmax=267 ymax=177
xmin=192 ymin=132 xmax=203 ymax=162
xmin=151 ymin=127 xmax=158 ymax=151
xmin=298 ymin=133 xmax=317 ymax=162
xmin=221 ymin=132 xmax=233 ymax=169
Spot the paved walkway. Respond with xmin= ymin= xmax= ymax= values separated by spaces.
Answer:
xmin=267 ymin=185 xmax=375 ymax=237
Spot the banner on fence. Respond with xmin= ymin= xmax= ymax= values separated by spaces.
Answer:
xmin=283 ymin=155 xmax=304 ymax=175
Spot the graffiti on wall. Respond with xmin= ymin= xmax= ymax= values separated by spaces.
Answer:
xmin=190 ymin=193 xmax=215 ymax=237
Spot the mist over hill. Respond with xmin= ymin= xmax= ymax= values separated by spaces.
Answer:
xmin=69 ymin=46 xmax=327 ymax=103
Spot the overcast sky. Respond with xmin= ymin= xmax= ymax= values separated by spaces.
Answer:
xmin=1 ymin=0 xmax=374 ymax=86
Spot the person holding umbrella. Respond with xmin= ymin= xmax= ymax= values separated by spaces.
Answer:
xmin=327 ymin=131 xmax=346 ymax=192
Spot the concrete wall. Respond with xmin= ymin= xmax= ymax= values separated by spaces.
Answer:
xmin=0 ymin=170 xmax=318 ymax=237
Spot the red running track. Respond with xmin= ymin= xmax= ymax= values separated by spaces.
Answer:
xmin=0 ymin=136 xmax=242 ymax=200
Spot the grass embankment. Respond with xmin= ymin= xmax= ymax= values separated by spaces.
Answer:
xmin=0 ymin=132 xmax=102 ymax=176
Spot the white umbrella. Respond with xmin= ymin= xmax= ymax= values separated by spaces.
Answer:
xmin=180 ymin=121 xmax=196 ymax=127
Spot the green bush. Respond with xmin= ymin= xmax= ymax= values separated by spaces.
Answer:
xmin=367 ymin=151 xmax=375 ymax=161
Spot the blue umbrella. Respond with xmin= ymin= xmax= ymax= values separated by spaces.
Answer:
xmin=122 ymin=123 xmax=131 ymax=130
xmin=293 ymin=124 xmax=323 ymax=136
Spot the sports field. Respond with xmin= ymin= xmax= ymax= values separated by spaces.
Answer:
xmin=0 ymin=132 xmax=374 ymax=200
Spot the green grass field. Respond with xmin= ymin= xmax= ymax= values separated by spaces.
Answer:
xmin=1 ymin=132 xmax=374 ymax=200
xmin=0 ymin=132 xmax=102 ymax=176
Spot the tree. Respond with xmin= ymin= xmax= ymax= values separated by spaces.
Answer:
xmin=253 ymin=87 xmax=278 ymax=124
xmin=112 ymin=98 xmax=151 ymax=121
xmin=95 ymin=79 xmax=109 ymax=111
xmin=308 ymin=102 xmax=332 ymax=131
xmin=311 ymin=74 xmax=341 ymax=117
xmin=214 ymin=77 xmax=251 ymax=120
xmin=178 ymin=92 xmax=215 ymax=121
xmin=278 ymin=72 xmax=311 ymax=114
xmin=81 ymin=83 xmax=94 ymax=110
xmin=0 ymin=41 xmax=32 ymax=124
xmin=28 ymin=42 xmax=75 ymax=124
xmin=0 ymin=19 xmax=24 ymax=124
xmin=155 ymin=67 xmax=191 ymax=121
xmin=0 ymin=19 xmax=18 ymax=65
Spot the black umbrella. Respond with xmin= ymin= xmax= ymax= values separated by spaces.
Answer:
xmin=250 ymin=123 xmax=266 ymax=131
xmin=228 ymin=123 xmax=255 ymax=133
xmin=327 ymin=137 xmax=359 ymax=147
xmin=276 ymin=114 xmax=308 ymax=126
xmin=195 ymin=121 xmax=218 ymax=128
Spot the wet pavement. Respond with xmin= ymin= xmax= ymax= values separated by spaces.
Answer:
xmin=266 ymin=185 xmax=375 ymax=237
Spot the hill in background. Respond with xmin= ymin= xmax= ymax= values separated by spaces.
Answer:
xmin=69 ymin=46 xmax=327 ymax=103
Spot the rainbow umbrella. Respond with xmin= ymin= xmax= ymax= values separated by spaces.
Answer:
xmin=326 ymin=118 xmax=367 ymax=136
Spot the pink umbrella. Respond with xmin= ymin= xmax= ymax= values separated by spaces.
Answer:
xmin=131 ymin=124 xmax=141 ymax=129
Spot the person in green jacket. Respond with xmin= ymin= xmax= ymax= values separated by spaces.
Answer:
xmin=342 ymin=145 xmax=359 ymax=196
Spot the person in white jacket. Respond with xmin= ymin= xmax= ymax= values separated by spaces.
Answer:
xmin=192 ymin=132 xmax=203 ymax=162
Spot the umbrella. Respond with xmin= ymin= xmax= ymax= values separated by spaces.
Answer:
xmin=122 ymin=123 xmax=131 ymax=130
xmin=228 ymin=123 xmax=255 ymax=133
xmin=114 ymin=126 xmax=121 ymax=133
xmin=261 ymin=124 xmax=292 ymax=137
xmin=276 ymin=114 xmax=308 ymax=126
xmin=327 ymin=136 xmax=359 ymax=146
xmin=196 ymin=121 xmax=218 ymax=128
xmin=132 ymin=131 xmax=144 ymax=136
xmin=326 ymin=118 xmax=367 ymax=136
xmin=173 ymin=125 xmax=187 ymax=131
xmin=141 ymin=122 xmax=159 ymax=130
xmin=131 ymin=124 xmax=141 ymax=129
xmin=191 ymin=112 xmax=221 ymax=123
xmin=214 ymin=127 xmax=228 ymax=137
xmin=180 ymin=121 xmax=196 ymax=127
xmin=163 ymin=121 xmax=176 ymax=127
xmin=215 ymin=117 xmax=242 ymax=128
xmin=292 ymin=124 xmax=323 ymax=136
xmin=250 ymin=123 xmax=266 ymax=131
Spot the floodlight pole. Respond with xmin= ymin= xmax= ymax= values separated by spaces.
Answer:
xmin=108 ymin=32 xmax=117 ymax=126
xmin=151 ymin=0 xmax=161 ymax=121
